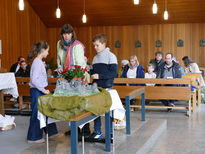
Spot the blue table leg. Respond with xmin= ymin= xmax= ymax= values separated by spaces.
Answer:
xmin=70 ymin=121 xmax=78 ymax=154
xmin=141 ymin=93 xmax=145 ymax=121
xmin=125 ymin=96 xmax=130 ymax=134
xmin=105 ymin=112 xmax=110 ymax=152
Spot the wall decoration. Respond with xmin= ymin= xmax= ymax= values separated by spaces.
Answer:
xmin=156 ymin=40 xmax=162 ymax=47
xmin=177 ymin=39 xmax=184 ymax=47
xmin=200 ymin=39 xmax=205 ymax=47
xmin=135 ymin=40 xmax=141 ymax=48
xmin=115 ymin=40 xmax=121 ymax=48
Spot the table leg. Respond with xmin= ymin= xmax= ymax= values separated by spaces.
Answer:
xmin=105 ymin=112 xmax=110 ymax=152
xmin=141 ymin=93 xmax=145 ymax=121
xmin=0 ymin=90 xmax=5 ymax=116
xmin=125 ymin=96 xmax=130 ymax=134
xmin=70 ymin=121 xmax=78 ymax=154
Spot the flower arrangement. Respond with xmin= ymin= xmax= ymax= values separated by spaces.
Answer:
xmin=60 ymin=65 xmax=86 ymax=81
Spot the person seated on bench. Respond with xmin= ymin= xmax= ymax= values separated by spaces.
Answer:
xmin=182 ymin=56 xmax=205 ymax=86
xmin=15 ymin=60 xmax=30 ymax=77
xmin=149 ymin=51 xmax=164 ymax=73
xmin=121 ymin=55 xmax=144 ymax=79
xmin=118 ymin=59 xmax=129 ymax=77
xmin=90 ymin=33 xmax=118 ymax=140
xmin=145 ymin=63 xmax=156 ymax=86
xmin=172 ymin=56 xmax=186 ymax=76
xmin=121 ymin=55 xmax=145 ymax=107
xmin=157 ymin=53 xmax=182 ymax=111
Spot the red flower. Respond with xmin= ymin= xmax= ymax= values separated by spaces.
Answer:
xmin=84 ymin=68 xmax=87 ymax=72
xmin=74 ymin=69 xmax=77 ymax=72
xmin=78 ymin=66 xmax=81 ymax=69
xmin=74 ymin=65 xmax=77 ymax=68
xmin=61 ymin=68 xmax=68 ymax=74
xmin=82 ymin=76 xmax=85 ymax=80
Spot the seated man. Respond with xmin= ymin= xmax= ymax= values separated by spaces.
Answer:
xmin=10 ymin=56 xmax=25 ymax=73
xmin=157 ymin=53 xmax=182 ymax=111
xmin=150 ymin=51 xmax=164 ymax=73
xmin=15 ymin=61 xmax=30 ymax=77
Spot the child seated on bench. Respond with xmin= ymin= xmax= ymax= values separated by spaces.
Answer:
xmin=145 ymin=63 xmax=156 ymax=86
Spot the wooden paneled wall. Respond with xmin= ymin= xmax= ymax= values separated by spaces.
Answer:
xmin=47 ymin=23 xmax=205 ymax=70
xmin=0 ymin=1 xmax=205 ymax=71
xmin=0 ymin=0 xmax=47 ymax=71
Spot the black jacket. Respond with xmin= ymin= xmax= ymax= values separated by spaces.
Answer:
xmin=15 ymin=66 xmax=30 ymax=77
xmin=157 ymin=61 xmax=182 ymax=79
xmin=10 ymin=62 xmax=19 ymax=72
xmin=149 ymin=59 xmax=164 ymax=73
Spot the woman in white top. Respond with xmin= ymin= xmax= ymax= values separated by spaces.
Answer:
xmin=182 ymin=56 xmax=205 ymax=86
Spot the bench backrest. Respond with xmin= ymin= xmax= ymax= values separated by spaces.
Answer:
xmin=113 ymin=78 xmax=191 ymax=100
xmin=16 ymin=77 xmax=58 ymax=96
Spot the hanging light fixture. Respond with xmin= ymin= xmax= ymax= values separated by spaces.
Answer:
xmin=152 ymin=0 xmax=158 ymax=14
xmin=134 ymin=0 xmax=139 ymax=5
xmin=82 ymin=0 xmax=87 ymax=23
xmin=19 ymin=0 xmax=24 ymax=11
xmin=164 ymin=0 xmax=168 ymax=20
xmin=56 ymin=0 xmax=61 ymax=18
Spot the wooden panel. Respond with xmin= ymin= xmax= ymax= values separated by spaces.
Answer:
xmin=46 ymin=23 xmax=205 ymax=70
xmin=0 ymin=0 xmax=47 ymax=71
xmin=114 ymin=78 xmax=191 ymax=85
xmin=27 ymin=0 xmax=205 ymax=27
xmin=145 ymin=86 xmax=191 ymax=100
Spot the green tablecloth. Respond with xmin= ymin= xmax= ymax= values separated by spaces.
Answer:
xmin=38 ymin=88 xmax=112 ymax=121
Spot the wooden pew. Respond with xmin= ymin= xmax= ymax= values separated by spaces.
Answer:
xmin=16 ymin=77 xmax=58 ymax=109
xmin=113 ymin=78 xmax=192 ymax=116
xmin=186 ymin=73 xmax=202 ymax=106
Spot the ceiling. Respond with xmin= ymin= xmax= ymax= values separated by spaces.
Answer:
xmin=27 ymin=0 xmax=205 ymax=27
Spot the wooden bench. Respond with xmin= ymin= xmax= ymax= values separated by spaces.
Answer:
xmin=113 ymin=78 xmax=192 ymax=116
xmin=16 ymin=77 xmax=58 ymax=109
xmin=186 ymin=73 xmax=202 ymax=106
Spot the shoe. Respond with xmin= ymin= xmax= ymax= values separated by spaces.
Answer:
xmin=89 ymin=132 xmax=103 ymax=139
xmin=49 ymin=133 xmax=64 ymax=139
xmin=27 ymin=138 xmax=45 ymax=144
xmin=167 ymin=103 xmax=175 ymax=112
xmin=114 ymin=121 xmax=126 ymax=130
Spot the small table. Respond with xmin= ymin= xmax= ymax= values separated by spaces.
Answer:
xmin=113 ymin=86 xmax=145 ymax=134
xmin=0 ymin=73 xmax=19 ymax=115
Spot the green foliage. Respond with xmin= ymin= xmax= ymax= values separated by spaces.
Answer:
xmin=46 ymin=58 xmax=57 ymax=70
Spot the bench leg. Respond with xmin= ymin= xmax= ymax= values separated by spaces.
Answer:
xmin=187 ymin=100 xmax=191 ymax=117
xmin=19 ymin=96 xmax=23 ymax=109
xmin=192 ymin=92 xmax=196 ymax=112
xmin=198 ymin=89 xmax=201 ymax=106
xmin=0 ymin=90 xmax=5 ymax=116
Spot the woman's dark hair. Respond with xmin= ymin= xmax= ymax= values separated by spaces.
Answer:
xmin=27 ymin=41 xmax=49 ymax=62
xmin=182 ymin=56 xmax=194 ymax=67
xmin=60 ymin=24 xmax=76 ymax=49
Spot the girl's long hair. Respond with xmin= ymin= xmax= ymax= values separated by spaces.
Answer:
xmin=27 ymin=41 xmax=49 ymax=62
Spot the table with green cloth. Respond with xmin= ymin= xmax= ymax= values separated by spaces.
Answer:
xmin=37 ymin=88 xmax=113 ymax=154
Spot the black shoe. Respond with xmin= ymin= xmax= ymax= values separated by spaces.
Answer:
xmin=65 ymin=131 xmax=71 ymax=136
xmin=167 ymin=108 xmax=173 ymax=112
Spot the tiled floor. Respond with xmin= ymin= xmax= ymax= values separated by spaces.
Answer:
xmin=1 ymin=104 xmax=205 ymax=154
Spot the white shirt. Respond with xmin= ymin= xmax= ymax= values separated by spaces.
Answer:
xmin=127 ymin=67 xmax=137 ymax=78
xmin=145 ymin=72 xmax=156 ymax=86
